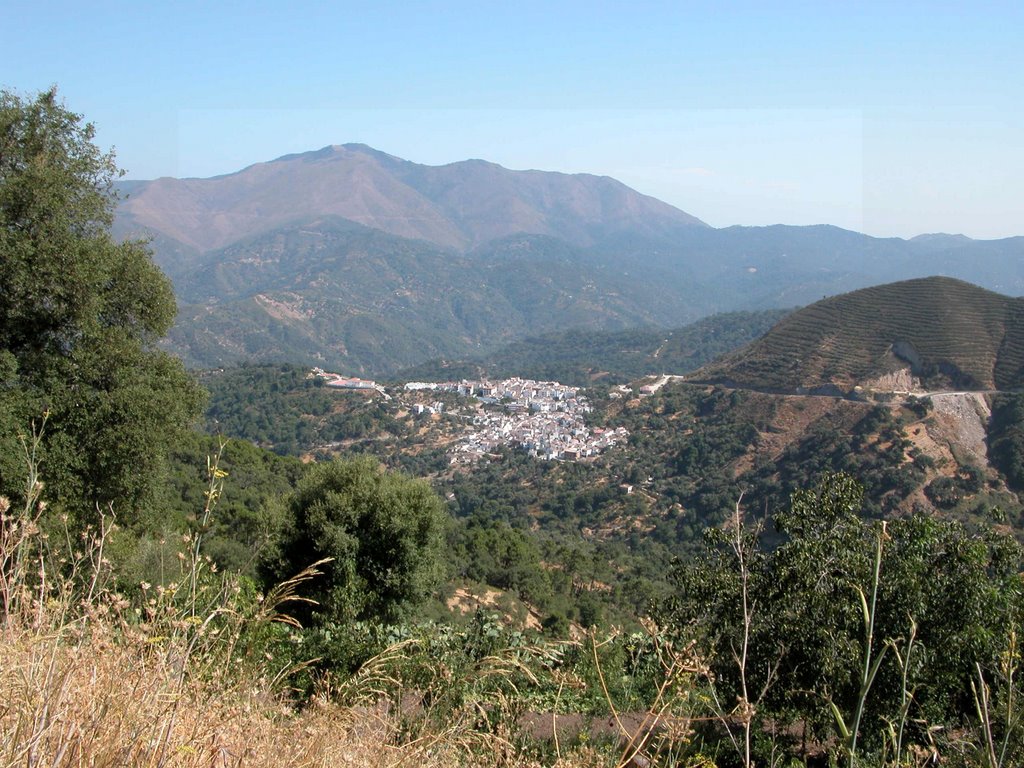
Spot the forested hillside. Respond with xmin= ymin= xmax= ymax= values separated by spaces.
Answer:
xmin=396 ymin=309 xmax=789 ymax=386
xmin=165 ymin=225 xmax=698 ymax=374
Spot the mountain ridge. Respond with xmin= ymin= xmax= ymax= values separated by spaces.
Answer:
xmin=112 ymin=145 xmax=1024 ymax=376
xmin=115 ymin=143 xmax=708 ymax=255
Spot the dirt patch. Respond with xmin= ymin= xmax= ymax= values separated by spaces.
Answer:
xmin=254 ymin=293 xmax=308 ymax=321
xmin=861 ymin=367 xmax=922 ymax=394
xmin=447 ymin=586 xmax=503 ymax=614
xmin=446 ymin=587 xmax=542 ymax=631
xmin=518 ymin=710 xmax=664 ymax=745
xmin=927 ymin=393 xmax=990 ymax=466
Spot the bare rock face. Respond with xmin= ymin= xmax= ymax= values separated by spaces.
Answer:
xmin=928 ymin=392 xmax=992 ymax=466
xmin=862 ymin=367 xmax=922 ymax=394
xmin=892 ymin=339 xmax=923 ymax=369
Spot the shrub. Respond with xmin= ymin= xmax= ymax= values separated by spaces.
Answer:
xmin=263 ymin=457 xmax=447 ymax=625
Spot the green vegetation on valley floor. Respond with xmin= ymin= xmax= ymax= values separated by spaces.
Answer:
xmin=394 ymin=308 xmax=790 ymax=387
xmin=195 ymin=360 xmax=1024 ymax=631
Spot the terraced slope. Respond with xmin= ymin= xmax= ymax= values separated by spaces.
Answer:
xmin=693 ymin=277 xmax=1024 ymax=392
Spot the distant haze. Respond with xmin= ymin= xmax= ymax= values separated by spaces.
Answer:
xmin=7 ymin=3 xmax=1020 ymax=241
xmin=142 ymin=106 xmax=1021 ymax=242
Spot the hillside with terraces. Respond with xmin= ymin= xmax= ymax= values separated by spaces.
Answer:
xmin=691 ymin=276 xmax=1024 ymax=394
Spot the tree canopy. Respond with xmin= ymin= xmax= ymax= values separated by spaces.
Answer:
xmin=0 ymin=88 xmax=203 ymax=522
xmin=264 ymin=456 xmax=446 ymax=624
xmin=660 ymin=472 xmax=1024 ymax=758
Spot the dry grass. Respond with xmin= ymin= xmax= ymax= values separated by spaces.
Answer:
xmin=0 ymin=566 xmax=570 ymax=768
xmin=0 ymin=575 xmax=693 ymax=768
xmin=0 ymin=435 xmax=530 ymax=768
xmin=2 ymin=617 xmax=661 ymax=768
xmin=0 ymin=617 xmax=511 ymax=767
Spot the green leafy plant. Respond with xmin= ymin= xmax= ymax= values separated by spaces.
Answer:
xmin=262 ymin=456 xmax=447 ymax=625
xmin=0 ymin=88 xmax=204 ymax=523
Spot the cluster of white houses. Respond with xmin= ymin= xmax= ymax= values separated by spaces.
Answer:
xmin=404 ymin=378 xmax=629 ymax=463
xmin=405 ymin=377 xmax=579 ymax=407
xmin=310 ymin=370 xmax=629 ymax=463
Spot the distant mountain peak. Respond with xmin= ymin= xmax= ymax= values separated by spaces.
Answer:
xmin=910 ymin=232 xmax=973 ymax=242
xmin=116 ymin=144 xmax=707 ymax=254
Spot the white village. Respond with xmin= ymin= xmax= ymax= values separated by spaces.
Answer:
xmin=311 ymin=368 xmax=629 ymax=463
xmin=406 ymin=377 xmax=630 ymax=463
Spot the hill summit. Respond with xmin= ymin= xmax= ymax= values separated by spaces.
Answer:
xmin=115 ymin=143 xmax=707 ymax=254
xmin=692 ymin=276 xmax=1024 ymax=393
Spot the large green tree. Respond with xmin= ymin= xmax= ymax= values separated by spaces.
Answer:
xmin=264 ymin=457 xmax=446 ymax=624
xmin=660 ymin=473 xmax=1024 ymax=764
xmin=0 ymin=88 xmax=203 ymax=522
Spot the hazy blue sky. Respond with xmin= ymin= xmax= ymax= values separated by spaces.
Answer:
xmin=5 ymin=1 xmax=1022 ymax=239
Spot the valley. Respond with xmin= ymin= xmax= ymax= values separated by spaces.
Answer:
xmin=7 ymin=91 xmax=1024 ymax=766
xmin=158 ymin=195 xmax=1024 ymax=652
xmin=199 ymin=347 xmax=1024 ymax=625
xmin=107 ymin=143 xmax=1024 ymax=576
xmin=8 ymin=0 xmax=1024 ymax=759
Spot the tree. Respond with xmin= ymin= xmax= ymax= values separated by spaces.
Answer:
xmin=660 ymin=472 xmax=1024 ymax=764
xmin=454 ymin=518 xmax=552 ymax=606
xmin=264 ymin=457 xmax=446 ymax=624
xmin=0 ymin=88 xmax=204 ymax=522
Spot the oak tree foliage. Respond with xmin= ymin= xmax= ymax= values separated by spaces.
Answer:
xmin=264 ymin=457 xmax=446 ymax=624
xmin=661 ymin=472 xmax=1024 ymax=755
xmin=0 ymin=88 xmax=203 ymax=522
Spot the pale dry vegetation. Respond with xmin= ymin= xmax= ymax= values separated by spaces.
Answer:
xmin=0 ymin=570 xmax=659 ymax=768
xmin=0 ymin=618 xmax=538 ymax=768
xmin=0 ymin=432 xmax=636 ymax=768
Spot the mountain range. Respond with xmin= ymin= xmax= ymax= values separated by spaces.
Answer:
xmin=115 ymin=143 xmax=705 ymax=257
xmin=114 ymin=144 xmax=1024 ymax=375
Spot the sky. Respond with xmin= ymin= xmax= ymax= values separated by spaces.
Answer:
xmin=5 ymin=1 xmax=1023 ymax=239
